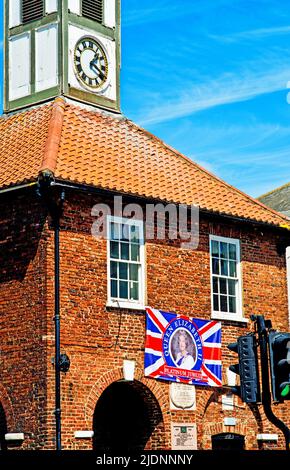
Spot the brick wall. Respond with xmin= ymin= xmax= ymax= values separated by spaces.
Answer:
xmin=0 ymin=190 xmax=49 ymax=449
xmin=1 ymin=188 xmax=290 ymax=450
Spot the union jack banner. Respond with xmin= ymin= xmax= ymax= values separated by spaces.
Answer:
xmin=144 ymin=307 xmax=222 ymax=387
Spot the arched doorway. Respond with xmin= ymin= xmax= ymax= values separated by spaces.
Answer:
xmin=93 ymin=380 xmax=164 ymax=452
xmin=212 ymin=433 xmax=245 ymax=450
xmin=0 ymin=403 xmax=7 ymax=451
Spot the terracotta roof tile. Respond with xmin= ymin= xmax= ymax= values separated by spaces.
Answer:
xmin=0 ymin=98 xmax=289 ymax=228
xmin=0 ymin=102 xmax=53 ymax=187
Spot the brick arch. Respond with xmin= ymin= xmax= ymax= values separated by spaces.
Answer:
xmin=84 ymin=366 xmax=171 ymax=449
xmin=200 ymin=389 xmax=259 ymax=450
xmin=0 ymin=383 xmax=15 ymax=430
xmin=206 ymin=421 xmax=247 ymax=438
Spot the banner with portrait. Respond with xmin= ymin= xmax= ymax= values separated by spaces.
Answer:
xmin=144 ymin=307 xmax=222 ymax=387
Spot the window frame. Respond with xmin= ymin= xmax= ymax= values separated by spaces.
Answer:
xmin=209 ymin=235 xmax=246 ymax=322
xmin=107 ymin=215 xmax=146 ymax=310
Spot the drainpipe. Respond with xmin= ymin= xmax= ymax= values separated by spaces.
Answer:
xmin=37 ymin=171 xmax=65 ymax=451
xmin=54 ymin=207 xmax=61 ymax=451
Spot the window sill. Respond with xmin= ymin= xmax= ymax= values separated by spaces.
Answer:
xmin=211 ymin=312 xmax=249 ymax=323
xmin=106 ymin=300 xmax=146 ymax=311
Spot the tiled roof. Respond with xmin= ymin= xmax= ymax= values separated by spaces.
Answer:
xmin=0 ymin=102 xmax=52 ymax=187
xmin=259 ymin=183 xmax=290 ymax=214
xmin=0 ymin=98 xmax=289 ymax=228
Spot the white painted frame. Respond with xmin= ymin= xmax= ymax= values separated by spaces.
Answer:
xmin=104 ymin=0 xmax=116 ymax=28
xmin=9 ymin=32 xmax=31 ymax=101
xmin=106 ymin=216 xmax=146 ymax=310
xmin=35 ymin=23 xmax=58 ymax=92
xmin=68 ymin=0 xmax=81 ymax=15
xmin=9 ymin=0 xmax=21 ymax=28
xmin=209 ymin=235 xmax=245 ymax=322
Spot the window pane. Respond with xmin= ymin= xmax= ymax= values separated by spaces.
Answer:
xmin=213 ymin=277 xmax=219 ymax=293
xmin=121 ymin=223 xmax=130 ymax=241
xmin=213 ymin=294 xmax=219 ymax=311
xmin=110 ymin=261 xmax=118 ymax=279
xmin=111 ymin=280 xmax=118 ymax=298
xmin=212 ymin=258 xmax=219 ymax=275
xmin=130 ymin=282 xmax=139 ymax=300
xmin=228 ymin=279 xmax=236 ymax=296
xmin=110 ymin=222 xmax=119 ymax=240
xmin=129 ymin=264 xmax=139 ymax=281
xmin=229 ymin=261 xmax=236 ymax=277
xmin=131 ymin=244 xmax=140 ymax=261
xmin=119 ymin=263 xmax=128 ymax=280
xmin=131 ymin=225 xmax=140 ymax=242
xmin=229 ymin=296 xmax=236 ymax=313
xmin=121 ymin=242 xmax=130 ymax=260
xmin=110 ymin=241 xmax=119 ymax=259
xmin=211 ymin=240 xmax=219 ymax=257
xmin=119 ymin=281 xmax=128 ymax=299
xmin=229 ymin=243 xmax=237 ymax=260
xmin=221 ymin=260 xmax=228 ymax=276
xmin=220 ymin=242 xmax=228 ymax=259
xmin=220 ymin=295 xmax=228 ymax=312
xmin=219 ymin=278 xmax=227 ymax=294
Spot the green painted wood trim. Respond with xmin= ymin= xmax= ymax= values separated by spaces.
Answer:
xmin=115 ymin=0 xmax=121 ymax=111
xmin=30 ymin=29 xmax=36 ymax=95
xmin=7 ymin=86 xmax=61 ymax=112
xmin=3 ymin=0 xmax=9 ymax=112
xmin=68 ymin=12 xmax=115 ymax=40
xmin=8 ymin=12 xmax=58 ymax=37
xmin=62 ymin=0 xmax=69 ymax=95
xmin=66 ymin=87 xmax=119 ymax=112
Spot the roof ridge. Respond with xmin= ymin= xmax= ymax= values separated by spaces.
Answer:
xmin=40 ymin=97 xmax=66 ymax=174
xmin=123 ymin=118 xmax=289 ymax=225
xmin=259 ymin=181 xmax=290 ymax=200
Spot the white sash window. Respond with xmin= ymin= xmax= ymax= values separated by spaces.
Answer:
xmin=210 ymin=235 xmax=244 ymax=322
xmin=107 ymin=216 xmax=145 ymax=310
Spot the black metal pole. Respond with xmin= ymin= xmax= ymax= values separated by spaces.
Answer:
xmin=255 ymin=315 xmax=290 ymax=451
xmin=54 ymin=218 xmax=61 ymax=451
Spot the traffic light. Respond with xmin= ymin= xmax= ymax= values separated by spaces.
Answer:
xmin=227 ymin=334 xmax=261 ymax=403
xmin=268 ymin=332 xmax=290 ymax=402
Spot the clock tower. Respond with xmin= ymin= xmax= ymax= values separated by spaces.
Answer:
xmin=4 ymin=0 xmax=121 ymax=113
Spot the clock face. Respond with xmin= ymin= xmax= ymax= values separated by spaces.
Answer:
xmin=74 ymin=37 xmax=109 ymax=90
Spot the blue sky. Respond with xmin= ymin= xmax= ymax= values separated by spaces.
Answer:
xmin=1 ymin=0 xmax=290 ymax=198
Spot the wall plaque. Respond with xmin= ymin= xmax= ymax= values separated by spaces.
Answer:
xmin=221 ymin=393 xmax=234 ymax=411
xmin=171 ymin=423 xmax=197 ymax=450
xmin=170 ymin=383 xmax=196 ymax=410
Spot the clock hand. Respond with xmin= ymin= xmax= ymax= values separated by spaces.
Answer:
xmin=90 ymin=51 xmax=100 ymax=69
xmin=90 ymin=60 xmax=107 ymax=79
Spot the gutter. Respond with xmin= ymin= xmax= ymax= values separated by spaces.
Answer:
xmin=50 ymin=179 xmax=290 ymax=233
xmin=1 ymin=177 xmax=290 ymax=233
xmin=0 ymin=177 xmax=290 ymax=233
xmin=0 ymin=181 xmax=38 ymax=194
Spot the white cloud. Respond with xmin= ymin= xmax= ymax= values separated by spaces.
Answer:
xmin=210 ymin=25 xmax=290 ymax=43
xmin=137 ymin=64 xmax=290 ymax=126
xmin=189 ymin=157 xmax=218 ymax=176
xmin=123 ymin=0 xmax=231 ymax=27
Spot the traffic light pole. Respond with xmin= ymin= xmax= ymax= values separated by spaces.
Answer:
xmin=253 ymin=315 xmax=290 ymax=451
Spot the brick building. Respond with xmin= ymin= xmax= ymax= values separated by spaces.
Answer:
xmin=1 ymin=0 xmax=290 ymax=452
